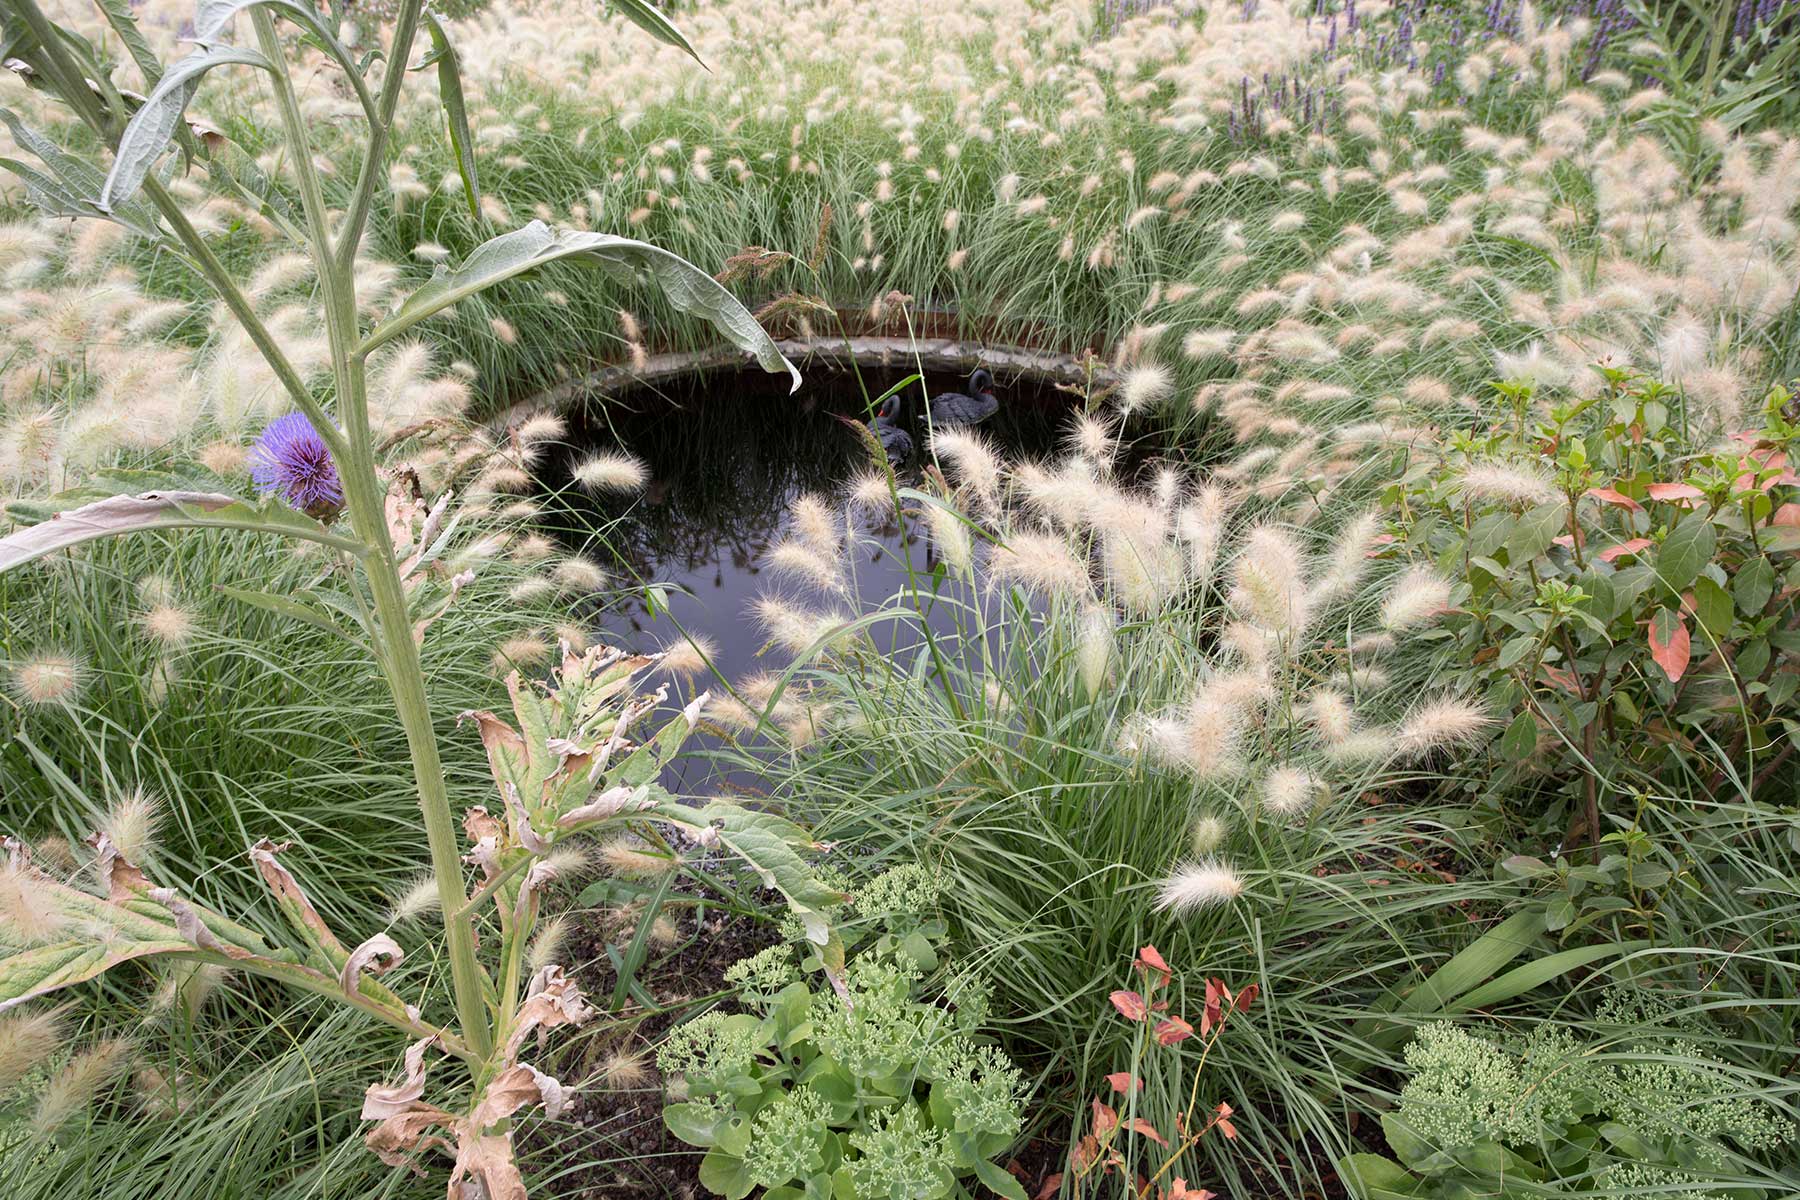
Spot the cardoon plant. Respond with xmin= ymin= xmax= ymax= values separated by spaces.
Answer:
xmin=0 ymin=1 xmax=838 ymax=1196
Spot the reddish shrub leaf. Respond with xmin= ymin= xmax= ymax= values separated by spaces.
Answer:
xmin=1154 ymin=1015 xmax=1195 ymax=1045
xmin=1646 ymin=481 xmax=1704 ymax=503
xmin=1597 ymin=537 xmax=1653 ymax=562
xmin=1091 ymin=1098 xmax=1119 ymax=1139
xmin=1234 ymin=982 xmax=1259 ymax=1013
xmin=1648 ymin=609 xmax=1691 ymax=683
xmin=1540 ymin=664 xmax=1583 ymax=693
xmin=1135 ymin=944 xmax=1172 ymax=986
xmin=1036 ymin=1174 xmax=1064 ymax=1200
xmin=1109 ymin=990 xmax=1147 ymax=1021
xmin=1106 ymin=1071 xmax=1142 ymax=1094
xmin=1124 ymin=1118 xmax=1169 ymax=1147
xmin=1585 ymin=486 xmax=1643 ymax=512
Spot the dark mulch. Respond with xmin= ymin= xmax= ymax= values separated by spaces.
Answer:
xmin=522 ymin=897 xmax=777 ymax=1198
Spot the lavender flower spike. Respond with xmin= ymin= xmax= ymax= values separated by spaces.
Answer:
xmin=250 ymin=412 xmax=344 ymax=519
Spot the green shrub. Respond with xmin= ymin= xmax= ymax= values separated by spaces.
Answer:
xmin=660 ymin=865 xmax=1030 ymax=1200
xmin=1389 ymin=372 xmax=1800 ymax=843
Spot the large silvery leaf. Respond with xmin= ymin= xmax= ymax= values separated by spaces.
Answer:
xmin=0 ymin=110 xmax=165 ymax=239
xmin=607 ymin=0 xmax=705 ymax=66
xmin=102 ymin=45 xmax=270 ymax=210
xmin=0 ymin=490 xmax=360 ymax=573
xmin=364 ymin=221 xmax=801 ymax=392
xmin=0 ymin=866 xmax=283 ymax=1013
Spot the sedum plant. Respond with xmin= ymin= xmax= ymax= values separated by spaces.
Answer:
xmin=0 ymin=0 xmax=838 ymax=1196
xmin=660 ymin=864 xmax=1030 ymax=1200
xmin=1339 ymin=989 xmax=1793 ymax=1199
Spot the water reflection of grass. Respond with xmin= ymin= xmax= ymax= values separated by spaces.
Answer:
xmin=536 ymin=366 xmax=1082 ymax=596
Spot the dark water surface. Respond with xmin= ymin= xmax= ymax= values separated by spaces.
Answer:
xmin=533 ymin=364 xmax=1104 ymax=790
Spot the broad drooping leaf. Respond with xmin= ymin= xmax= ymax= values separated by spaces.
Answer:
xmin=652 ymin=798 xmax=848 ymax=957
xmin=420 ymin=11 xmax=480 ymax=221
xmin=0 ymin=110 xmax=166 ymax=239
xmin=0 ymin=856 xmax=284 ymax=1012
xmin=0 ymin=489 xmax=360 ymax=574
xmin=363 ymin=221 xmax=801 ymax=392
xmin=607 ymin=0 xmax=705 ymax=66
xmin=102 ymin=46 xmax=270 ymax=210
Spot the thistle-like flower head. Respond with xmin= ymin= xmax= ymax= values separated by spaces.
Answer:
xmin=249 ymin=413 xmax=343 ymax=519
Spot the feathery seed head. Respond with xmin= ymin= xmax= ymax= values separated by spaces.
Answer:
xmin=1381 ymin=566 xmax=1453 ymax=631
xmin=0 ymin=1007 xmax=66 ymax=1092
xmin=658 ymin=634 xmax=718 ymax=679
xmin=1155 ymin=860 xmax=1244 ymax=914
xmin=139 ymin=604 xmax=198 ymax=648
xmin=1394 ymin=697 xmax=1493 ymax=759
xmin=572 ymin=451 xmax=649 ymax=494
xmin=100 ymin=789 xmax=159 ymax=866
xmin=31 ymin=1038 xmax=132 ymax=1139
xmin=1190 ymin=815 xmax=1228 ymax=856
xmin=9 ymin=654 xmax=86 ymax=708
xmin=389 ymin=874 xmax=442 ymax=922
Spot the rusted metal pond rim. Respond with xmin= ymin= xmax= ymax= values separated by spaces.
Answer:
xmin=509 ymin=336 xmax=1118 ymax=419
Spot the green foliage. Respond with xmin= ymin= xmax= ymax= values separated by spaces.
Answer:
xmin=661 ymin=866 xmax=1027 ymax=1200
xmin=1389 ymin=373 xmax=1800 ymax=828
xmin=1340 ymin=991 xmax=1794 ymax=1199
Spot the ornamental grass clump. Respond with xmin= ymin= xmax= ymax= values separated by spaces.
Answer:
xmin=0 ymin=2 xmax=835 ymax=1197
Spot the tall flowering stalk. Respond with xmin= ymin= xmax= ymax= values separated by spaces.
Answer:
xmin=0 ymin=1 xmax=833 ymax=1196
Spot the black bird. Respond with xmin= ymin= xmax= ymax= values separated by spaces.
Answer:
xmin=870 ymin=394 xmax=913 ymax=466
xmin=927 ymin=367 xmax=999 ymax=428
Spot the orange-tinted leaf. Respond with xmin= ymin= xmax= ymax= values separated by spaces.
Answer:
xmin=1154 ymin=1015 xmax=1195 ymax=1045
xmin=1585 ymin=486 xmax=1643 ymax=513
xmin=1540 ymin=664 xmax=1583 ymax=693
xmin=1203 ymin=979 xmax=1224 ymax=1033
xmin=1774 ymin=503 xmax=1800 ymax=527
xmin=1597 ymin=537 xmax=1653 ymax=562
xmin=1036 ymin=1174 xmax=1064 ymax=1200
xmin=1648 ymin=609 xmax=1690 ymax=683
xmin=1135 ymin=944 xmax=1172 ymax=986
xmin=1110 ymin=989 xmax=1148 ymax=1022
xmin=1124 ymin=1118 xmax=1168 ymax=1147
xmin=1106 ymin=1071 xmax=1141 ymax=1093
xmin=1646 ymin=481 xmax=1703 ymax=503
xmin=1234 ymin=982 xmax=1259 ymax=1013
xmin=1091 ymin=1098 xmax=1119 ymax=1139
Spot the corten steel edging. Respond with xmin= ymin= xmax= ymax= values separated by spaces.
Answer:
xmin=503 ymin=336 xmax=1119 ymax=423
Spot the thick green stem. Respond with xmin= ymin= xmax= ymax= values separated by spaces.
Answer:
xmin=253 ymin=11 xmax=493 ymax=1060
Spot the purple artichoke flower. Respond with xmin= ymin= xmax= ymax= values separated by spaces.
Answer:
xmin=250 ymin=412 xmax=344 ymax=519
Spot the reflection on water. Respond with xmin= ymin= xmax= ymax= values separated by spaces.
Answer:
xmin=533 ymin=365 xmax=1087 ymax=791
